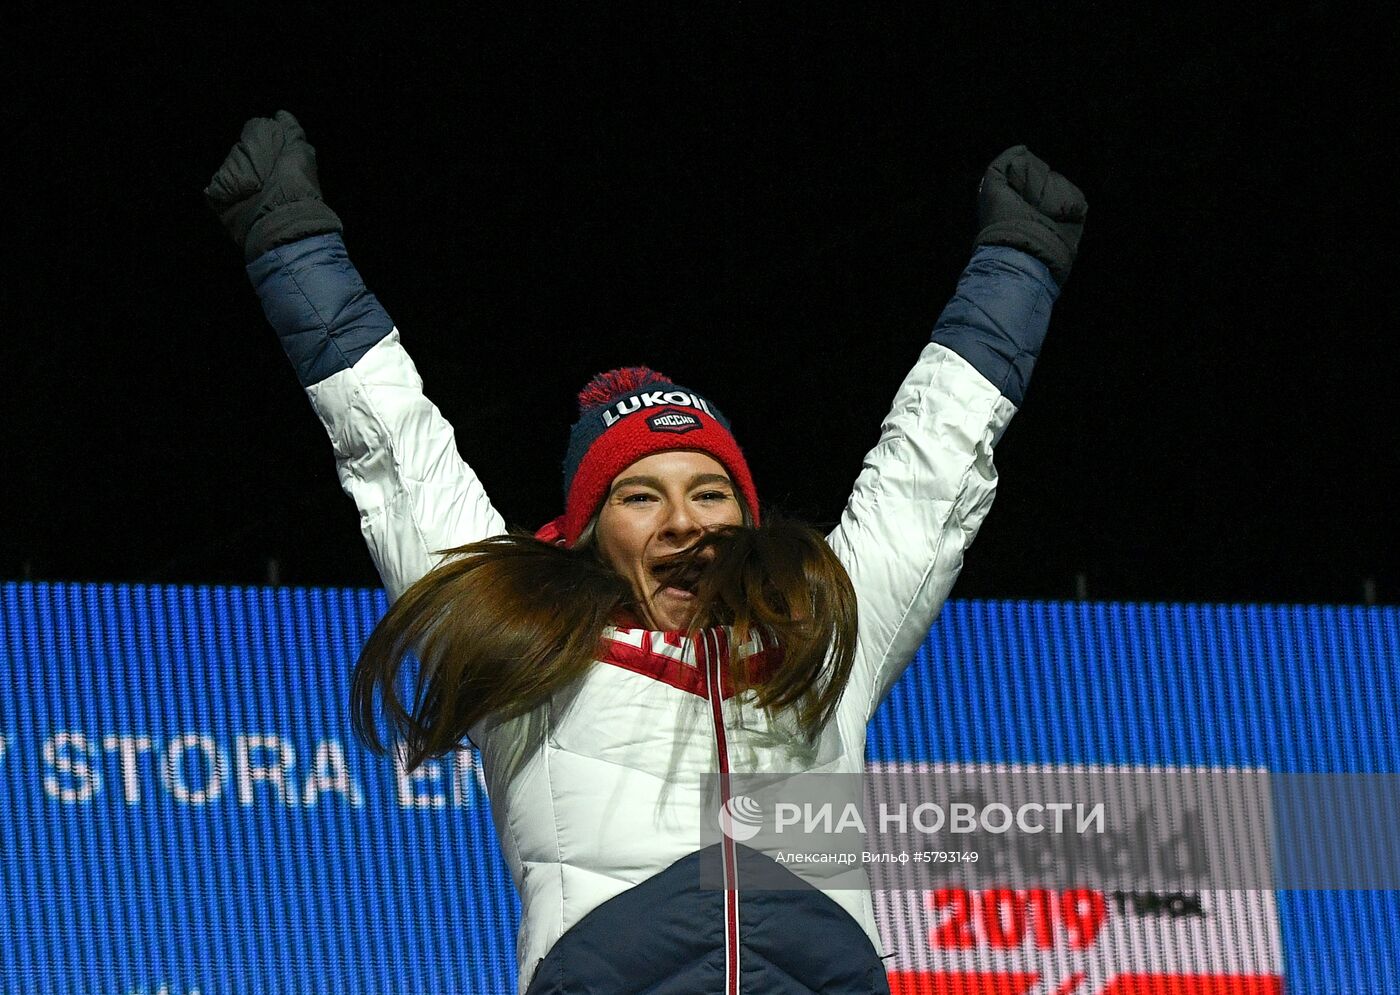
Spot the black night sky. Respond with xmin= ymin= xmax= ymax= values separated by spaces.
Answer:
xmin=7 ymin=6 xmax=1396 ymax=606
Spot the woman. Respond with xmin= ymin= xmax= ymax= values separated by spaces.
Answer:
xmin=207 ymin=112 xmax=1085 ymax=995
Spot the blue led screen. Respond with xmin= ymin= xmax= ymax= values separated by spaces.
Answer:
xmin=1 ymin=584 xmax=1396 ymax=993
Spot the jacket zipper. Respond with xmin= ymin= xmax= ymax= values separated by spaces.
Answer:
xmin=700 ymin=628 xmax=740 ymax=995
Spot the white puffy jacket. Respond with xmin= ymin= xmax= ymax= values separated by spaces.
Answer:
xmin=247 ymin=235 xmax=1059 ymax=993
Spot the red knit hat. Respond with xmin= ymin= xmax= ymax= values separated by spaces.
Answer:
xmin=534 ymin=367 xmax=760 ymax=547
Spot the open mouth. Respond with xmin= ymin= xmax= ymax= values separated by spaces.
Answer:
xmin=650 ymin=553 xmax=711 ymax=597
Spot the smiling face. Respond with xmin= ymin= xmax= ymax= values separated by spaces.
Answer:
xmin=593 ymin=450 xmax=746 ymax=630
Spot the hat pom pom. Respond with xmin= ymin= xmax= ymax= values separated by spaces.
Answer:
xmin=577 ymin=367 xmax=673 ymax=412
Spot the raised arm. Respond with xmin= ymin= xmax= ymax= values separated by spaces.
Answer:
xmin=206 ymin=112 xmax=505 ymax=600
xmin=829 ymin=147 xmax=1086 ymax=729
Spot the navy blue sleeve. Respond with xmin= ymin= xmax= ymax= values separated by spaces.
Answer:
xmin=245 ymin=233 xmax=395 ymax=389
xmin=929 ymin=244 xmax=1060 ymax=407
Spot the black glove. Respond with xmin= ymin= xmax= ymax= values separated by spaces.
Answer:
xmin=205 ymin=110 xmax=343 ymax=262
xmin=974 ymin=145 xmax=1086 ymax=287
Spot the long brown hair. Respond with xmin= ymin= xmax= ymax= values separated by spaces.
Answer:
xmin=351 ymin=516 xmax=858 ymax=771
